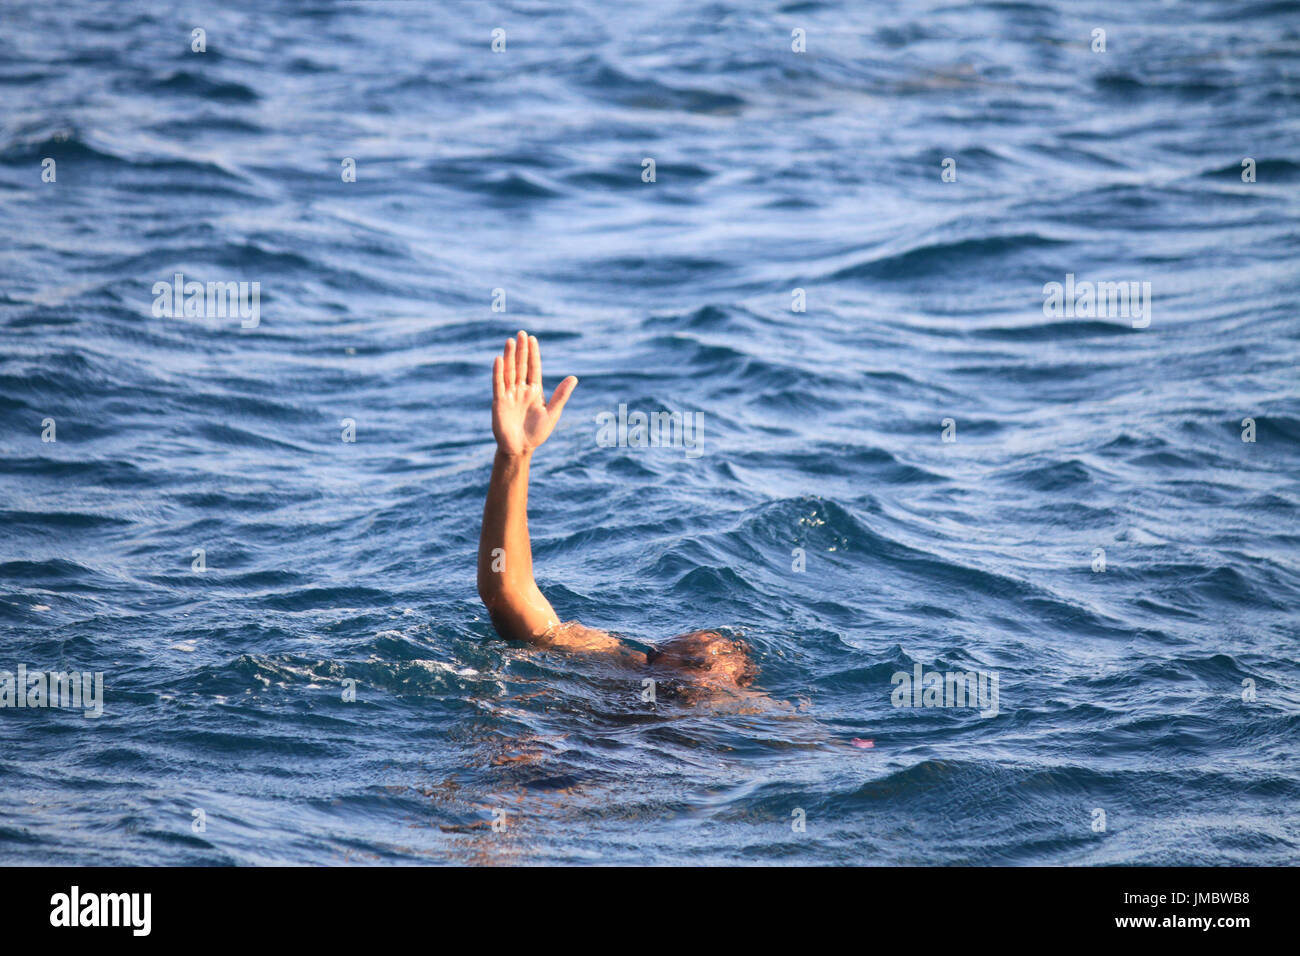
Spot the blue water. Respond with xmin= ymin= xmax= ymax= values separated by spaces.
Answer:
xmin=2 ymin=0 xmax=1299 ymax=866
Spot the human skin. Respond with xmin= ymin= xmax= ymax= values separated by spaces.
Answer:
xmin=475 ymin=331 xmax=756 ymax=687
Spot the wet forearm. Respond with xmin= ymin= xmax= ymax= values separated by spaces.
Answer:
xmin=476 ymin=450 xmax=557 ymax=640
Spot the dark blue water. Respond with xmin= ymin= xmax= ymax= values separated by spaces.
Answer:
xmin=2 ymin=0 xmax=1298 ymax=865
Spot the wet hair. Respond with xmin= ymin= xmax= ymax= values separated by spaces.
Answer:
xmin=731 ymin=640 xmax=759 ymax=686
xmin=648 ymin=632 xmax=758 ymax=687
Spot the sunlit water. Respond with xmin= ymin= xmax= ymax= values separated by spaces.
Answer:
xmin=2 ymin=0 xmax=1298 ymax=865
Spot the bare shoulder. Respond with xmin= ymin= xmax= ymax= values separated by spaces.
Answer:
xmin=542 ymin=621 xmax=637 ymax=658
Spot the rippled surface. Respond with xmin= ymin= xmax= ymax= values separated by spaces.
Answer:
xmin=2 ymin=0 xmax=1298 ymax=865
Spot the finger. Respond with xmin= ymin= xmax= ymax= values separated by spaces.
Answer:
xmin=546 ymin=375 xmax=578 ymax=421
xmin=515 ymin=330 xmax=528 ymax=386
xmin=527 ymin=334 xmax=541 ymax=387
xmin=492 ymin=354 xmax=504 ymax=400
xmin=503 ymin=338 xmax=516 ymax=389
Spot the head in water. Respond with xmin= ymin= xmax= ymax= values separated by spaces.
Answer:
xmin=646 ymin=630 xmax=758 ymax=687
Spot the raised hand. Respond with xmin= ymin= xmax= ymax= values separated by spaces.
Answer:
xmin=491 ymin=330 xmax=578 ymax=458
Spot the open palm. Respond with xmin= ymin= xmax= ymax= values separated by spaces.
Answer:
xmin=492 ymin=331 xmax=578 ymax=457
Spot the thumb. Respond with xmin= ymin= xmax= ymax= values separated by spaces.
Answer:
xmin=547 ymin=375 xmax=578 ymax=420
